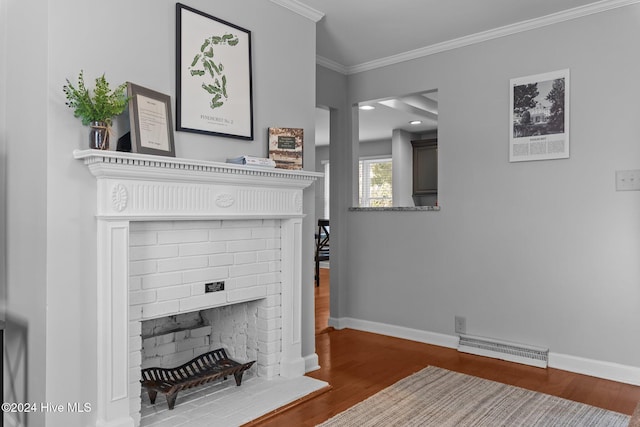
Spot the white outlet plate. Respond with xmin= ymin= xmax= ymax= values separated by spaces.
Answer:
xmin=616 ymin=170 xmax=640 ymax=191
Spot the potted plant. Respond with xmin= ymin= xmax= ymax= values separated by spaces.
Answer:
xmin=63 ymin=70 xmax=129 ymax=150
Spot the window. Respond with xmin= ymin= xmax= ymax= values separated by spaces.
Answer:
xmin=359 ymin=158 xmax=392 ymax=207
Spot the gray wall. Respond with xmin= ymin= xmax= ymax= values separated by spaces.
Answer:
xmin=323 ymin=5 xmax=640 ymax=370
xmin=3 ymin=1 xmax=317 ymax=426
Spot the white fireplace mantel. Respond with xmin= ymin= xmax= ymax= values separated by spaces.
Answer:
xmin=75 ymin=149 xmax=321 ymax=427
xmin=73 ymin=149 xmax=322 ymax=220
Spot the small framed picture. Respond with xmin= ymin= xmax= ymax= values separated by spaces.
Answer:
xmin=127 ymin=82 xmax=176 ymax=157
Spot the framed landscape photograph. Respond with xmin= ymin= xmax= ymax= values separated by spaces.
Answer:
xmin=268 ymin=127 xmax=303 ymax=170
xmin=127 ymin=82 xmax=175 ymax=157
xmin=509 ymin=69 xmax=569 ymax=162
xmin=176 ymin=3 xmax=254 ymax=140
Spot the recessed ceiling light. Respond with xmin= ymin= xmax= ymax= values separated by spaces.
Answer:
xmin=359 ymin=105 xmax=375 ymax=110
xmin=409 ymin=120 xmax=422 ymax=125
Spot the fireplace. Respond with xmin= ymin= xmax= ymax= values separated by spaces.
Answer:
xmin=75 ymin=150 xmax=325 ymax=427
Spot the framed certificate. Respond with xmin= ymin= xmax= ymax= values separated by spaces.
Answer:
xmin=127 ymin=82 xmax=176 ymax=157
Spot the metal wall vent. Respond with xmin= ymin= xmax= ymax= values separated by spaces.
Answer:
xmin=458 ymin=334 xmax=549 ymax=368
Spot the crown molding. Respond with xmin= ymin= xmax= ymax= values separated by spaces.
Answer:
xmin=320 ymin=0 xmax=640 ymax=75
xmin=270 ymin=0 xmax=324 ymax=22
xmin=316 ymin=55 xmax=349 ymax=75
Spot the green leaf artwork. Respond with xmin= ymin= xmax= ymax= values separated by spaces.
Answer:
xmin=188 ymin=33 xmax=239 ymax=110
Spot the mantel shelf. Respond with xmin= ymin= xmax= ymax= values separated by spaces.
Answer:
xmin=74 ymin=149 xmax=321 ymax=220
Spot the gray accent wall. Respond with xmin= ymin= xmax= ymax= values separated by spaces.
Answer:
xmin=321 ymin=5 xmax=640 ymax=369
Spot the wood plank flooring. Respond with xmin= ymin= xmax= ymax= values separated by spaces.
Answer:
xmin=253 ymin=268 xmax=640 ymax=426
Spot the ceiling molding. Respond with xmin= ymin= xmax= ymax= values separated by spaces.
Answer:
xmin=270 ymin=0 xmax=325 ymax=22
xmin=318 ymin=0 xmax=640 ymax=75
xmin=316 ymin=55 xmax=349 ymax=74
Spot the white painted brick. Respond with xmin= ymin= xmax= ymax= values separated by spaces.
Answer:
xmin=176 ymin=337 xmax=207 ymax=352
xmin=257 ymin=250 xmax=280 ymax=262
xmin=229 ymin=263 xmax=270 ymax=278
xmin=129 ymin=321 xmax=142 ymax=337
xmin=251 ymin=227 xmax=279 ymax=239
xmin=227 ymin=239 xmax=267 ymax=253
xmin=142 ymin=336 xmax=157 ymax=349
xmin=129 ymin=260 xmax=157 ymax=276
xmin=258 ymin=306 xmax=281 ymax=320
xmin=265 ymin=283 xmax=282 ymax=295
xmin=190 ymin=325 xmax=213 ymax=337
xmin=130 ymin=350 xmax=142 ymax=367
xmin=141 ymin=301 xmax=180 ymax=319
xmin=130 ymin=305 xmax=142 ymax=321
xmin=258 ymin=364 xmax=280 ymax=379
xmin=257 ymin=351 xmax=281 ymax=366
xmin=258 ymin=329 xmax=281 ymax=343
xmin=263 ymin=294 xmax=282 ymax=308
xmin=130 ymin=290 xmax=157 ymax=306
xmin=157 ymin=256 xmax=208 ymax=273
xmin=130 ymin=221 xmax=173 ymax=231
xmin=182 ymin=267 xmax=228 ymax=284
xmin=179 ymin=292 xmax=227 ymax=312
xmin=158 ymin=229 xmax=209 ymax=244
xmin=156 ymin=285 xmax=191 ymax=302
xmin=129 ymin=367 xmax=142 ymax=383
xmin=258 ymin=340 xmax=281 ymax=354
xmin=265 ymin=238 xmax=281 ymax=249
xmin=129 ymin=276 xmax=142 ymax=291
xmin=258 ymin=272 xmax=281 ymax=286
xmin=210 ymin=227 xmax=252 ymax=241
xmin=130 ymin=335 xmax=142 ymax=352
xmin=179 ymin=241 xmax=226 ymax=256
xmin=228 ymin=285 xmax=267 ymax=303
xmin=161 ymin=349 xmax=195 ymax=367
xmin=152 ymin=342 xmax=177 ymax=357
xmin=227 ymin=275 xmax=258 ymax=290
xmin=154 ymin=332 xmax=175 ymax=345
xmin=269 ymin=261 xmax=282 ymax=272
xmin=222 ymin=219 xmax=262 ymax=228
xmin=141 ymin=272 xmax=181 ymax=290
xmin=174 ymin=330 xmax=188 ymax=341
xmin=234 ymin=252 xmax=257 ymax=265
xmin=130 ymin=244 xmax=178 ymax=261
xmin=129 ymin=231 xmax=157 ymax=246
xmin=172 ymin=220 xmax=221 ymax=230
xmin=191 ymin=282 xmax=205 ymax=296
xmin=208 ymin=253 xmax=234 ymax=267
xmin=141 ymin=356 xmax=162 ymax=369
xmin=262 ymin=219 xmax=278 ymax=228
xmin=258 ymin=317 xmax=282 ymax=331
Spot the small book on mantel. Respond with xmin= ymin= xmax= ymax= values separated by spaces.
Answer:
xmin=226 ymin=155 xmax=276 ymax=168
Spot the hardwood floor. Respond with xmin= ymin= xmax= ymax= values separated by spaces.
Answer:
xmin=254 ymin=268 xmax=640 ymax=426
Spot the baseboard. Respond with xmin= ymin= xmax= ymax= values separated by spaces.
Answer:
xmin=328 ymin=316 xmax=640 ymax=386
xmin=304 ymin=352 xmax=320 ymax=373
xmin=328 ymin=316 xmax=458 ymax=349
xmin=549 ymin=352 xmax=640 ymax=386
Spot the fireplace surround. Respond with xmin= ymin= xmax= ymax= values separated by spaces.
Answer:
xmin=75 ymin=149 xmax=323 ymax=427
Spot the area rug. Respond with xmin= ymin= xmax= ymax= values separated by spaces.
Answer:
xmin=317 ymin=366 xmax=630 ymax=427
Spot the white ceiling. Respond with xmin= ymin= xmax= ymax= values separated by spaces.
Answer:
xmin=307 ymin=0 xmax=631 ymax=145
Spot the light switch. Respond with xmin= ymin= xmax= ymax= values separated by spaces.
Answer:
xmin=616 ymin=170 xmax=640 ymax=191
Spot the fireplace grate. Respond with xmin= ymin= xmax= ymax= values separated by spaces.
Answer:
xmin=141 ymin=348 xmax=255 ymax=409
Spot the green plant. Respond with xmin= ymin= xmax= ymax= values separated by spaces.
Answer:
xmin=63 ymin=70 xmax=129 ymax=126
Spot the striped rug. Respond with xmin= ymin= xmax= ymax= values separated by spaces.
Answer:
xmin=317 ymin=366 xmax=630 ymax=427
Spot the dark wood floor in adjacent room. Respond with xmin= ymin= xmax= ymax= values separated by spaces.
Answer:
xmin=251 ymin=268 xmax=640 ymax=426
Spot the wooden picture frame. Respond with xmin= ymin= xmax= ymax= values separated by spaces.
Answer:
xmin=176 ymin=3 xmax=254 ymax=140
xmin=127 ymin=82 xmax=176 ymax=157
